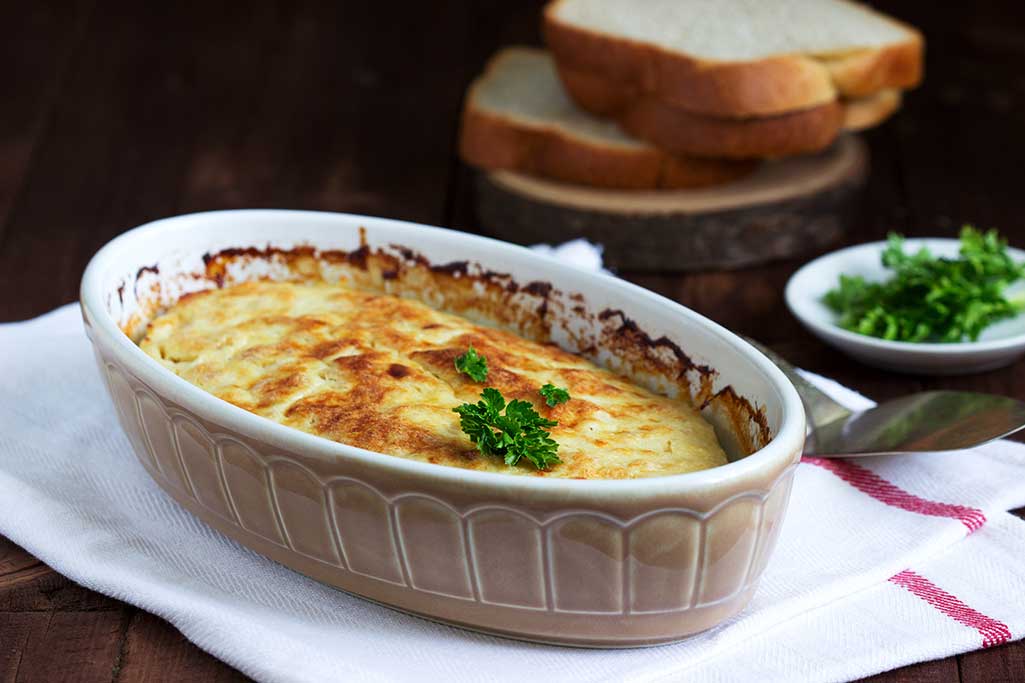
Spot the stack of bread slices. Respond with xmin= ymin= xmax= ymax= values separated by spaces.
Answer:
xmin=459 ymin=0 xmax=923 ymax=191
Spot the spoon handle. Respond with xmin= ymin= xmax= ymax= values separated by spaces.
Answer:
xmin=743 ymin=338 xmax=852 ymax=430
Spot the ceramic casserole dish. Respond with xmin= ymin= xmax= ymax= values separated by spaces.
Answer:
xmin=80 ymin=209 xmax=805 ymax=646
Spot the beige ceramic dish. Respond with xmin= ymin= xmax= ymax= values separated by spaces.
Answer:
xmin=80 ymin=210 xmax=805 ymax=647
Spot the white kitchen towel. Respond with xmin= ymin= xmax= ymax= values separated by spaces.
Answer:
xmin=1 ymin=303 xmax=1024 ymax=682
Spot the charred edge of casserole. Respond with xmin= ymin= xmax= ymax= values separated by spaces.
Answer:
xmin=597 ymin=309 xmax=711 ymax=377
xmin=703 ymin=385 xmax=773 ymax=455
xmin=122 ymin=239 xmax=771 ymax=454
xmin=596 ymin=309 xmax=771 ymax=454
xmin=136 ymin=264 xmax=160 ymax=279
xmin=200 ymin=244 xmax=556 ymax=337
xmin=132 ymin=264 xmax=160 ymax=301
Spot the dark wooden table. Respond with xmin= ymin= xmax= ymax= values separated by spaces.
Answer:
xmin=2 ymin=1 xmax=1023 ymax=681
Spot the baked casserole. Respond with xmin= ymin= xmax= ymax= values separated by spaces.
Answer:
xmin=140 ymin=280 xmax=727 ymax=478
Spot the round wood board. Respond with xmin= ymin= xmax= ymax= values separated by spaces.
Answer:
xmin=473 ymin=134 xmax=869 ymax=272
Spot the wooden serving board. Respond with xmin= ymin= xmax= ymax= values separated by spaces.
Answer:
xmin=473 ymin=135 xmax=868 ymax=271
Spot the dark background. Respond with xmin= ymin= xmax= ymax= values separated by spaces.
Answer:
xmin=1 ymin=1 xmax=1024 ymax=680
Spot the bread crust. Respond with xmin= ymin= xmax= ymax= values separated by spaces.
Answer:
xmin=459 ymin=86 xmax=756 ymax=189
xmin=556 ymin=65 xmax=844 ymax=159
xmin=558 ymin=66 xmax=901 ymax=159
xmin=543 ymin=0 xmax=923 ymax=118
xmin=843 ymin=89 xmax=901 ymax=131
xmin=824 ymin=36 xmax=924 ymax=97
xmin=622 ymin=96 xmax=844 ymax=159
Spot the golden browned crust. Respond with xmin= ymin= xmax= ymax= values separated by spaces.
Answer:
xmin=458 ymin=87 xmax=756 ymax=189
xmin=823 ymin=34 xmax=924 ymax=98
xmin=622 ymin=98 xmax=844 ymax=159
xmin=139 ymin=281 xmax=728 ymax=479
xmin=557 ymin=65 xmax=846 ymax=159
xmin=619 ymin=94 xmax=844 ymax=157
xmin=459 ymin=105 xmax=757 ymax=189
xmin=543 ymin=0 xmax=923 ymax=118
xmin=842 ymin=88 xmax=902 ymax=131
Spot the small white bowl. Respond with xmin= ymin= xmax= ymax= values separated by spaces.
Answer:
xmin=785 ymin=238 xmax=1025 ymax=375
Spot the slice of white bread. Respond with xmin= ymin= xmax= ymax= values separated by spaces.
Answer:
xmin=459 ymin=47 xmax=756 ymax=189
xmin=544 ymin=0 xmax=923 ymax=118
xmin=557 ymin=63 xmax=901 ymax=158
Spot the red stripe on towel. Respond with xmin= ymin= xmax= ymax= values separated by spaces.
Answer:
xmin=802 ymin=457 xmax=987 ymax=532
xmin=890 ymin=570 xmax=1011 ymax=648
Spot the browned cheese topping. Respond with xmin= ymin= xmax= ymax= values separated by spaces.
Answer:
xmin=139 ymin=281 xmax=727 ymax=478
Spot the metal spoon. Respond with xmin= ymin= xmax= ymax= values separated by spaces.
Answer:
xmin=747 ymin=339 xmax=1025 ymax=457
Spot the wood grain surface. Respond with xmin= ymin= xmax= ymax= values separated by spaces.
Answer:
xmin=1 ymin=1 xmax=1023 ymax=681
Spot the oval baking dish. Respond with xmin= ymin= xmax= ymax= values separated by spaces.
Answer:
xmin=80 ymin=210 xmax=805 ymax=647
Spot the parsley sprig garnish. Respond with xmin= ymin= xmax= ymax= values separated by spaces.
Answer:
xmin=454 ymin=345 xmax=488 ymax=381
xmin=823 ymin=226 xmax=1025 ymax=343
xmin=539 ymin=383 xmax=571 ymax=406
xmin=454 ymin=388 xmax=561 ymax=470
xmin=451 ymin=347 xmax=569 ymax=470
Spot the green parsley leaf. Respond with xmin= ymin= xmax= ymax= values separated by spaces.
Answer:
xmin=823 ymin=226 xmax=1025 ymax=343
xmin=453 ymin=388 xmax=561 ymax=470
xmin=454 ymin=345 xmax=488 ymax=382
xmin=539 ymin=383 xmax=571 ymax=407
